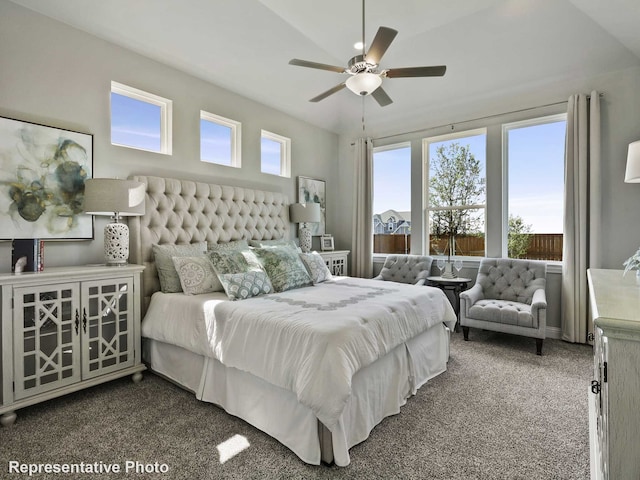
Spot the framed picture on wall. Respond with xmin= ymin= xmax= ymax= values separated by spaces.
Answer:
xmin=297 ymin=176 xmax=325 ymax=235
xmin=0 ymin=116 xmax=94 ymax=239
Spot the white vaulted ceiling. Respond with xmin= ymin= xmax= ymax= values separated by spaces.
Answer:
xmin=9 ymin=0 xmax=640 ymax=137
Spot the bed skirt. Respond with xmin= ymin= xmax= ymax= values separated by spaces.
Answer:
xmin=142 ymin=323 xmax=450 ymax=466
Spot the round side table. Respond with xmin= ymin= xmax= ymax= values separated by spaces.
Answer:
xmin=426 ymin=276 xmax=472 ymax=332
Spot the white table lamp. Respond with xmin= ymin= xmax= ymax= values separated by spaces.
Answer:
xmin=84 ymin=178 xmax=145 ymax=266
xmin=290 ymin=203 xmax=321 ymax=253
xmin=625 ymin=140 xmax=640 ymax=183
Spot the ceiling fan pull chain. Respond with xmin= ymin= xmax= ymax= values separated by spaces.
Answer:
xmin=362 ymin=96 xmax=366 ymax=134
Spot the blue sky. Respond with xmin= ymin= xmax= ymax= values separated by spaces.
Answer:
xmin=374 ymin=120 xmax=565 ymax=233
xmin=507 ymin=121 xmax=565 ymax=233
xmin=111 ymin=93 xmax=161 ymax=151
xmin=201 ymin=120 xmax=232 ymax=164
xmin=261 ymin=137 xmax=281 ymax=175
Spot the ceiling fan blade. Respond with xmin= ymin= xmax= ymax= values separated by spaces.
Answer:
xmin=366 ymin=27 xmax=398 ymax=65
xmin=310 ymin=83 xmax=346 ymax=102
xmin=385 ymin=65 xmax=447 ymax=78
xmin=371 ymin=87 xmax=393 ymax=107
xmin=289 ymin=58 xmax=345 ymax=73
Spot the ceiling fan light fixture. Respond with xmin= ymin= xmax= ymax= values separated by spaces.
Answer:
xmin=345 ymin=72 xmax=382 ymax=96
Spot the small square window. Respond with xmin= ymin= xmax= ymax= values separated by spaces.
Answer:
xmin=261 ymin=130 xmax=291 ymax=177
xmin=110 ymin=81 xmax=172 ymax=154
xmin=200 ymin=111 xmax=241 ymax=168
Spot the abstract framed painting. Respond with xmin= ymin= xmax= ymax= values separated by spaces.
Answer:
xmin=297 ymin=176 xmax=325 ymax=235
xmin=0 ymin=116 xmax=93 ymax=239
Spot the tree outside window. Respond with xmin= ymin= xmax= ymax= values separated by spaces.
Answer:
xmin=426 ymin=132 xmax=486 ymax=257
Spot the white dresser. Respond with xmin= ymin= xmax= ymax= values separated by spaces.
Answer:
xmin=587 ymin=269 xmax=640 ymax=480
xmin=0 ymin=265 xmax=145 ymax=426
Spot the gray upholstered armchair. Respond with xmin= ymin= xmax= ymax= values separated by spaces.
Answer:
xmin=372 ymin=255 xmax=433 ymax=286
xmin=460 ymin=258 xmax=547 ymax=355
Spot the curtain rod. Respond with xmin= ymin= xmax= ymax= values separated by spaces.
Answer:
xmin=372 ymin=92 xmax=604 ymax=142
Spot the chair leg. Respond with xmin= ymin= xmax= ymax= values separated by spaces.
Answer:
xmin=462 ymin=326 xmax=469 ymax=341
xmin=536 ymin=338 xmax=543 ymax=356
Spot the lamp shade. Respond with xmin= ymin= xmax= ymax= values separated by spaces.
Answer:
xmin=290 ymin=203 xmax=321 ymax=224
xmin=83 ymin=178 xmax=146 ymax=216
xmin=625 ymin=140 xmax=640 ymax=183
xmin=345 ymin=73 xmax=382 ymax=96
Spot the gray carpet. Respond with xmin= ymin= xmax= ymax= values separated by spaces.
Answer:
xmin=0 ymin=331 xmax=592 ymax=479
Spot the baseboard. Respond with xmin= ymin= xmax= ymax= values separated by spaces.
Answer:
xmin=545 ymin=326 xmax=562 ymax=339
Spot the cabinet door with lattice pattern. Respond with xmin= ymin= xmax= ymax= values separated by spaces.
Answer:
xmin=13 ymin=283 xmax=81 ymax=400
xmin=81 ymin=278 xmax=134 ymax=379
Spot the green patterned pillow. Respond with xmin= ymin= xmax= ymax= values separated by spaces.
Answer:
xmin=299 ymin=252 xmax=333 ymax=284
xmin=249 ymin=239 xmax=301 ymax=252
xmin=152 ymin=242 xmax=208 ymax=293
xmin=208 ymin=249 xmax=263 ymax=275
xmin=207 ymin=239 xmax=249 ymax=253
xmin=218 ymin=270 xmax=273 ymax=300
xmin=172 ymin=256 xmax=222 ymax=295
xmin=253 ymin=246 xmax=313 ymax=293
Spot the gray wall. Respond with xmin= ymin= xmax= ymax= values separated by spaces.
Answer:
xmin=3 ymin=1 xmax=640 ymax=338
xmin=0 ymin=1 xmax=338 ymax=269
xmin=339 ymin=65 xmax=640 ymax=337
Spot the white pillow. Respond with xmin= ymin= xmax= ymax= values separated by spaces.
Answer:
xmin=152 ymin=242 xmax=208 ymax=293
xmin=299 ymin=252 xmax=333 ymax=284
xmin=172 ymin=256 xmax=222 ymax=295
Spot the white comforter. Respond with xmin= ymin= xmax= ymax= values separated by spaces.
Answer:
xmin=142 ymin=277 xmax=456 ymax=430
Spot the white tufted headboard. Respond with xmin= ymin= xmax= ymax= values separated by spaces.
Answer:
xmin=128 ymin=175 xmax=290 ymax=312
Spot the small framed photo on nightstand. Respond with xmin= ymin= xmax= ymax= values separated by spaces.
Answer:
xmin=321 ymin=234 xmax=334 ymax=251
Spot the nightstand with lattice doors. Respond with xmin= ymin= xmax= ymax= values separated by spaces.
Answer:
xmin=0 ymin=265 xmax=145 ymax=427
xmin=318 ymin=250 xmax=350 ymax=276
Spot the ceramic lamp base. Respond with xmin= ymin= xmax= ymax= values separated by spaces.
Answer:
xmin=299 ymin=225 xmax=312 ymax=253
xmin=104 ymin=221 xmax=129 ymax=266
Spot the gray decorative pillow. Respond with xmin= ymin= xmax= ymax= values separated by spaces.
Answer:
xmin=218 ymin=270 xmax=273 ymax=300
xmin=208 ymin=249 xmax=263 ymax=275
xmin=249 ymin=239 xmax=301 ymax=252
xmin=207 ymin=239 xmax=249 ymax=253
xmin=253 ymin=245 xmax=313 ymax=293
xmin=172 ymin=256 xmax=222 ymax=295
xmin=152 ymin=242 xmax=207 ymax=293
xmin=299 ymin=252 xmax=333 ymax=284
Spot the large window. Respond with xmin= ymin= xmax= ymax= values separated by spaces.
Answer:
xmin=503 ymin=114 xmax=566 ymax=261
xmin=110 ymin=81 xmax=172 ymax=154
xmin=200 ymin=111 xmax=241 ymax=168
xmin=373 ymin=143 xmax=411 ymax=254
xmin=424 ymin=129 xmax=486 ymax=257
xmin=261 ymin=130 xmax=291 ymax=177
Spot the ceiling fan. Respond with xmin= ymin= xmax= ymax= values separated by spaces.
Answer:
xmin=288 ymin=1 xmax=446 ymax=107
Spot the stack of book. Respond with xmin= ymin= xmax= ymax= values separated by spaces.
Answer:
xmin=11 ymin=239 xmax=44 ymax=273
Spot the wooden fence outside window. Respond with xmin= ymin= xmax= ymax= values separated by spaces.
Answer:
xmin=374 ymin=233 xmax=563 ymax=261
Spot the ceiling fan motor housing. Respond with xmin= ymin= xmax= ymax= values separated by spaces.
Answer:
xmin=348 ymin=54 xmax=377 ymax=74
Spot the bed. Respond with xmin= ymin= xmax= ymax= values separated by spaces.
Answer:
xmin=129 ymin=175 xmax=456 ymax=466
